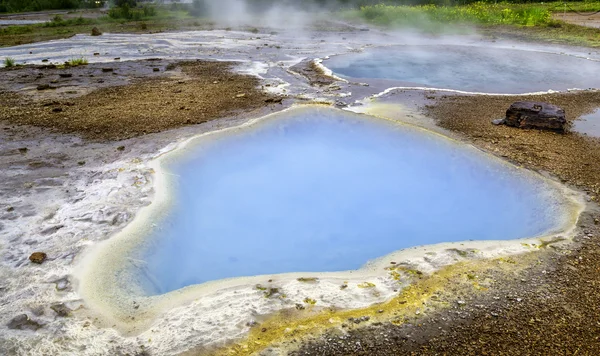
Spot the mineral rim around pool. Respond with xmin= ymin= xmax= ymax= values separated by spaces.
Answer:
xmin=79 ymin=106 xmax=579 ymax=313
xmin=324 ymin=45 xmax=600 ymax=93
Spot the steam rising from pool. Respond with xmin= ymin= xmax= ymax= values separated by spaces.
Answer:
xmin=129 ymin=108 xmax=567 ymax=295
xmin=325 ymin=45 xmax=600 ymax=94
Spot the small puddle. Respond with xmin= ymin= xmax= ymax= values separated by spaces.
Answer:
xmin=572 ymin=109 xmax=600 ymax=137
xmin=120 ymin=107 xmax=570 ymax=295
xmin=325 ymin=45 xmax=600 ymax=93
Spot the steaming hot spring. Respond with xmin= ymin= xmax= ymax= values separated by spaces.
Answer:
xmin=81 ymin=107 xmax=573 ymax=298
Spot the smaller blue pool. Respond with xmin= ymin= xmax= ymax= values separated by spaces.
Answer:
xmin=573 ymin=109 xmax=600 ymax=138
xmin=325 ymin=45 xmax=600 ymax=94
xmin=132 ymin=108 xmax=566 ymax=295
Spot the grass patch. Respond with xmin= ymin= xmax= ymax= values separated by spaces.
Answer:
xmin=67 ymin=57 xmax=88 ymax=66
xmin=344 ymin=3 xmax=554 ymax=29
xmin=4 ymin=57 xmax=15 ymax=67
xmin=342 ymin=2 xmax=600 ymax=47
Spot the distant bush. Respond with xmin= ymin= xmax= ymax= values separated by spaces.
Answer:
xmin=189 ymin=0 xmax=207 ymax=17
xmin=108 ymin=4 xmax=156 ymax=21
xmin=44 ymin=15 xmax=94 ymax=27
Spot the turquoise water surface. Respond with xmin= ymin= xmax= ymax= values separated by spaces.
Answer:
xmin=134 ymin=108 xmax=565 ymax=294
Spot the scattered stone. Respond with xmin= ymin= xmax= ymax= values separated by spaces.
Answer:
xmin=41 ymin=59 xmax=49 ymax=63
xmin=91 ymin=27 xmax=102 ymax=36
xmin=265 ymin=97 xmax=283 ymax=104
xmin=52 ymin=107 xmax=63 ymax=113
xmin=101 ymin=68 xmax=113 ymax=73
xmin=7 ymin=314 xmax=42 ymax=331
xmin=29 ymin=252 xmax=47 ymax=264
xmin=114 ymin=57 xmax=121 ymax=61
xmin=77 ymin=161 xmax=86 ymax=166
xmin=18 ymin=147 xmax=28 ymax=154
xmin=153 ymin=68 xmax=160 ymax=72
xmin=261 ymin=328 xmax=267 ymax=332
xmin=504 ymin=101 xmax=567 ymax=132
xmin=59 ymin=73 xmax=72 ymax=78
xmin=6 ymin=206 xmax=14 ymax=212
xmin=492 ymin=118 xmax=505 ymax=125
xmin=93 ymin=52 xmax=100 ymax=56
xmin=116 ymin=145 xmax=125 ymax=151
xmin=50 ymin=303 xmax=71 ymax=317
xmin=236 ymin=93 xmax=247 ymax=98
xmin=36 ymin=84 xmax=54 ymax=91
xmin=297 ymin=277 xmax=318 ymax=283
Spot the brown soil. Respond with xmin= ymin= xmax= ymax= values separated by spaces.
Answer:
xmin=0 ymin=60 xmax=280 ymax=141
xmin=427 ymin=92 xmax=600 ymax=196
xmin=290 ymin=92 xmax=600 ymax=356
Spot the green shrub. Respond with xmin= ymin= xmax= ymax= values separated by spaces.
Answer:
xmin=4 ymin=57 xmax=15 ymax=67
xmin=67 ymin=57 xmax=88 ymax=66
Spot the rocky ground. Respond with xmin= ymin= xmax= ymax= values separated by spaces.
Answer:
xmin=0 ymin=60 xmax=281 ymax=141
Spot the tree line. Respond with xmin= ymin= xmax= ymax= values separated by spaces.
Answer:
xmin=0 ymin=0 xmax=105 ymax=13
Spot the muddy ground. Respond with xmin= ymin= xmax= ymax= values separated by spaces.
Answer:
xmin=0 ymin=60 xmax=281 ymax=141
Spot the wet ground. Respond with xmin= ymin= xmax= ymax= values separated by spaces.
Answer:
xmin=0 ymin=25 xmax=600 ymax=356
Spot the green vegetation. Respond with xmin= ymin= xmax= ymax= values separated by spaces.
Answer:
xmin=67 ymin=57 xmax=88 ymax=66
xmin=0 ymin=0 xmax=105 ymax=13
xmin=108 ymin=4 xmax=156 ymax=20
xmin=342 ymin=2 xmax=600 ymax=47
xmin=345 ymin=3 xmax=555 ymax=28
xmin=3 ymin=57 xmax=15 ymax=67
xmin=45 ymin=15 xmax=95 ymax=27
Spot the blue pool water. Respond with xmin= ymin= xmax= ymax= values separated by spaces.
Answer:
xmin=135 ymin=108 xmax=564 ymax=295
xmin=325 ymin=46 xmax=600 ymax=93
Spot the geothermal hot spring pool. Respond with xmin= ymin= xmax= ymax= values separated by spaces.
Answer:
xmin=121 ymin=107 xmax=569 ymax=296
xmin=325 ymin=45 xmax=600 ymax=93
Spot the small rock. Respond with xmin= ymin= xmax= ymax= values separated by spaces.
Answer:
xmin=6 ymin=206 xmax=14 ymax=212
xmin=36 ymin=84 xmax=54 ymax=91
xmin=7 ymin=314 xmax=42 ymax=331
xmin=52 ymin=107 xmax=63 ymax=113
xmin=91 ymin=27 xmax=102 ymax=36
xmin=492 ymin=118 xmax=505 ymax=125
xmin=50 ymin=303 xmax=71 ymax=317
xmin=29 ymin=252 xmax=47 ymax=264
xmin=18 ymin=147 xmax=28 ymax=154
xmin=116 ymin=146 xmax=125 ymax=151
xmin=114 ymin=57 xmax=121 ymax=61
xmin=41 ymin=59 xmax=49 ymax=63
xmin=457 ymin=300 xmax=466 ymax=305
xmin=101 ymin=68 xmax=113 ymax=73
xmin=153 ymin=68 xmax=160 ymax=72
xmin=59 ymin=73 xmax=72 ymax=78
xmin=261 ymin=328 xmax=267 ymax=332
xmin=236 ymin=93 xmax=246 ymax=98
xmin=93 ymin=52 xmax=100 ymax=56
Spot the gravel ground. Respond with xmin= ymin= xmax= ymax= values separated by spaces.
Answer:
xmin=0 ymin=60 xmax=279 ymax=141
